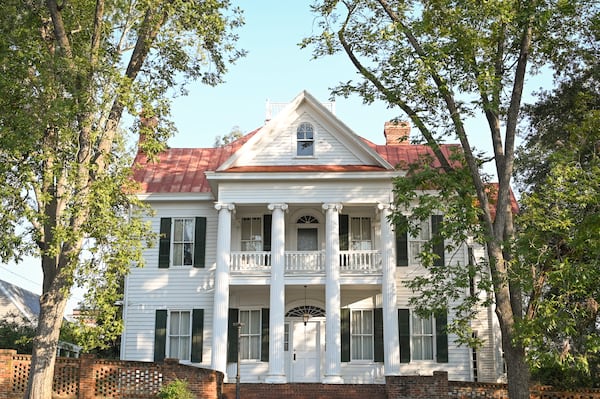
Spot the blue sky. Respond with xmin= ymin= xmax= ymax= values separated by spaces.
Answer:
xmin=1 ymin=0 xmax=551 ymax=299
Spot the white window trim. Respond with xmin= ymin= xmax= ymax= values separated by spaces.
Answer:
xmin=295 ymin=122 xmax=316 ymax=158
xmin=410 ymin=311 xmax=436 ymax=362
xmin=171 ymin=217 xmax=195 ymax=267
xmin=239 ymin=308 xmax=262 ymax=362
xmin=166 ymin=309 xmax=192 ymax=362
xmin=350 ymin=309 xmax=375 ymax=362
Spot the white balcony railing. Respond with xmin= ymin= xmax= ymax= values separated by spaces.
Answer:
xmin=230 ymin=250 xmax=382 ymax=275
xmin=339 ymin=250 xmax=382 ymax=273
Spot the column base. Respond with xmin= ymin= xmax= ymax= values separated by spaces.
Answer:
xmin=264 ymin=374 xmax=287 ymax=384
xmin=322 ymin=375 xmax=344 ymax=384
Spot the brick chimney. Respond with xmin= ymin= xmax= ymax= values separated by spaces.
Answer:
xmin=384 ymin=120 xmax=411 ymax=145
xmin=137 ymin=111 xmax=158 ymax=154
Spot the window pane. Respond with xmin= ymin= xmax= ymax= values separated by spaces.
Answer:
xmin=183 ymin=243 xmax=193 ymax=265
xmin=241 ymin=219 xmax=251 ymax=240
xmin=351 ymin=336 xmax=361 ymax=359
xmin=240 ymin=337 xmax=249 ymax=359
xmin=240 ymin=311 xmax=250 ymax=333
xmin=362 ymin=219 xmax=371 ymax=240
xmin=423 ymin=336 xmax=433 ymax=360
xmin=170 ymin=312 xmax=180 ymax=334
xmin=351 ymin=311 xmax=362 ymax=333
xmin=422 ymin=317 xmax=433 ymax=334
xmin=363 ymin=336 xmax=373 ymax=359
xmin=173 ymin=244 xmax=183 ymax=266
xmin=419 ymin=220 xmax=430 ymax=240
xmin=180 ymin=337 xmax=190 ymax=361
xmin=351 ymin=218 xmax=361 ymax=240
xmin=363 ymin=311 xmax=373 ymax=334
xmin=180 ymin=312 xmax=190 ymax=333
xmin=183 ymin=220 xmax=194 ymax=241
xmin=250 ymin=336 xmax=260 ymax=359
xmin=297 ymin=141 xmax=314 ymax=156
xmin=250 ymin=310 xmax=260 ymax=334
xmin=174 ymin=220 xmax=183 ymax=241
xmin=169 ymin=337 xmax=180 ymax=358
xmin=413 ymin=336 xmax=423 ymax=360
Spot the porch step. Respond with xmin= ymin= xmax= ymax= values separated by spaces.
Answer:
xmin=222 ymin=383 xmax=387 ymax=399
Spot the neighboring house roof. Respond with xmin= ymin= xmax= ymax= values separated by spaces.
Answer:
xmin=0 ymin=279 xmax=40 ymax=323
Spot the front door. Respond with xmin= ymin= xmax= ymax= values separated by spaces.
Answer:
xmin=297 ymin=228 xmax=318 ymax=251
xmin=291 ymin=320 xmax=320 ymax=382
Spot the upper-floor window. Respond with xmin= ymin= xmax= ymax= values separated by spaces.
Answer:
xmin=173 ymin=218 xmax=195 ymax=266
xmin=159 ymin=217 xmax=206 ymax=269
xmin=350 ymin=217 xmax=372 ymax=250
xmin=296 ymin=122 xmax=314 ymax=156
xmin=241 ymin=217 xmax=262 ymax=251
xmin=351 ymin=309 xmax=374 ymax=361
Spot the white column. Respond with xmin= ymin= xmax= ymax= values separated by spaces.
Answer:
xmin=265 ymin=203 xmax=288 ymax=383
xmin=378 ymin=203 xmax=400 ymax=375
xmin=211 ymin=202 xmax=235 ymax=374
xmin=322 ymin=203 xmax=344 ymax=384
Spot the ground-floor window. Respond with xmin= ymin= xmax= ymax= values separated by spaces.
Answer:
xmin=168 ymin=310 xmax=191 ymax=361
xmin=412 ymin=313 xmax=434 ymax=360
xmin=239 ymin=309 xmax=261 ymax=360
xmin=351 ymin=309 xmax=374 ymax=360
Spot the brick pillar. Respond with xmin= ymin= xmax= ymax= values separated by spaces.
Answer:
xmin=0 ymin=350 xmax=17 ymax=399
xmin=78 ymin=354 xmax=96 ymax=399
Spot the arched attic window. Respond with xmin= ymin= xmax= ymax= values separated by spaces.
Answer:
xmin=296 ymin=122 xmax=314 ymax=156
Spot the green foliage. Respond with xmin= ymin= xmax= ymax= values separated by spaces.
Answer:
xmin=157 ymin=379 xmax=194 ymax=399
xmin=514 ymin=61 xmax=600 ymax=388
xmin=0 ymin=313 xmax=36 ymax=354
xmin=213 ymin=125 xmax=244 ymax=147
xmin=0 ymin=0 xmax=244 ymax=394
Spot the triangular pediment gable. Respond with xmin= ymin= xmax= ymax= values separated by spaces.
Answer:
xmin=217 ymin=91 xmax=393 ymax=172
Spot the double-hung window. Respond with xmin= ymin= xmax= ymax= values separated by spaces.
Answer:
xmin=351 ymin=310 xmax=374 ymax=361
xmin=296 ymin=122 xmax=314 ymax=156
xmin=409 ymin=219 xmax=431 ymax=265
xmin=158 ymin=217 xmax=206 ymax=268
xmin=173 ymin=218 xmax=195 ymax=266
xmin=168 ymin=310 xmax=191 ymax=361
xmin=239 ymin=310 xmax=261 ymax=360
xmin=411 ymin=313 xmax=434 ymax=361
xmin=241 ymin=217 xmax=263 ymax=251
xmin=350 ymin=217 xmax=372 ymax=250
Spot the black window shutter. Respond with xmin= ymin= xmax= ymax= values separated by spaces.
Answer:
xmin=374 ymin=308 xmax=384 ymax=362
xmin=154 ymin=310 xmax=167 ymax=362
xmin=261 ymin=308 xmax=269 ymax=362
xmin=191 ymin=309 xmax=204 ymax=363
xmin=193 ymin=217 xmax=207 ymax=268
xmin=395 ymin=215 xmax=409 ymax=267
xmin=263 ymin=215 xmax=272 ymax=251
xmin=398 ymin=308 xmax=411 ymax=363
xmin=158 ymin=218 xmax=171 ymax=268
xmin=435 ymin=311 xmax=449 ymax=363
xmin=431 ymin=215 xmax=445 ymax=267
xmin=227 ymin=308 xmax=239 ymax=363
xmin=341 ymin=308 xmax=350 ymax=362
xmin=339 ymin=214 xmax=349 ymax=251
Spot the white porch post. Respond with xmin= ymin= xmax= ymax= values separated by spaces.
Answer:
xmin=211 ymin=202 xmax=235 ymax=374
xmin=265 ymin=203 xmax=288 ymax=383
xmin=378 ymin=203 xmax=400 ymax=375
xmin=322 ymin=203 xmax=344 ymax=384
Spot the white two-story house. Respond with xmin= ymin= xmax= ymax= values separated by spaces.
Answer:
xmin=120 ymin=91 xmax=505 ymax=384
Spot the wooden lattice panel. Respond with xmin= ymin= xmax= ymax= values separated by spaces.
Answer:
xmin=11 ymin=358 xmax=30 ymax=393
xmin=119 ymin=368 xmax=163 ymax=398
xmin=53 ymin=363 xmax=79 ymax=396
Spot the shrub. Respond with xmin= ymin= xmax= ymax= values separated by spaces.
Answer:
xmin=157 ymin=378 xmax=194 ymax=399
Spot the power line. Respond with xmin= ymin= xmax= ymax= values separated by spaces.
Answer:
xmin=0 ymin=264 xmax=42 ymax=289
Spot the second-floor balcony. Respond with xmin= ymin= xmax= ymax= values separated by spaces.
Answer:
xmin=230 ymin=250 xmax=382 ymax=276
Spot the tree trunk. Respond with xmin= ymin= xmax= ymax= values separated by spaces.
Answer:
xmin=25 ymin=269 xmax=70 ymax=399
xmin=502 ymin=329 xmax=531 ymax=399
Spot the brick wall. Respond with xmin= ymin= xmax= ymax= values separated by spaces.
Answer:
xmin=222 ymin=382 xmax=387 ymax=399
xmin=0 ymin=349 xmax=223 ymax=399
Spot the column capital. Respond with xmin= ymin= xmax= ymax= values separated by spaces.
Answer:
xmin=322 ymin=203 xmax=343 ymax=212
xmin=267 ymin=203 xmax=288 ymax=211
xmin=377 ymin=203 xmax=395 ymax=211
xmin=214 ymin=202 xmax=235 ymax=212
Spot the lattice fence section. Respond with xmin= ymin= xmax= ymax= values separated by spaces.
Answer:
xmin=11 ymin=354 xmax=30 ymax=394
xmin=119 ymin=368 xmax=163 ymax=398
xmin=94 ymin=363 xmax=163 ymax=399
xmin=53 ymin=360 xmax=79 ymax=397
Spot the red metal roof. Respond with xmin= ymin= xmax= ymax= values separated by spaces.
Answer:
xmin=132 ymin=130 xmax=462 ymax=194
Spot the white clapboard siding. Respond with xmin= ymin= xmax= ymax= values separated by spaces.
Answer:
xmin=219 ymin=181 xmax=393 ymax=205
